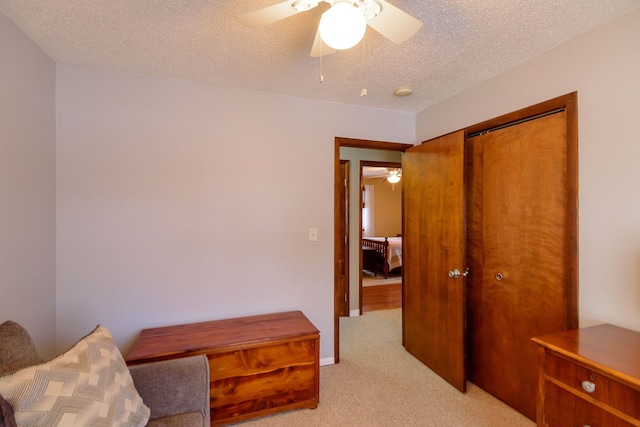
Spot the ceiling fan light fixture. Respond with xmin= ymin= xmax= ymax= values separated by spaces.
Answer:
xmin=292 ymin=0 xmax=319 ymax=12
xmin=319 ymin=1 xmax=366 ymax=50
xmin=361 ymin=0 xmax=382 ymax=20
xmin=386 ymin=168 xmax=402 ymax=184
xmin=387 ymin=174 xmax=401 ymax=184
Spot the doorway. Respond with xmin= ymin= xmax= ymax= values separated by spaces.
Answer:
xmin=361 ymin=162 xmax=402 ymax=314
xmin=333 ymin=138 xmax=413 ymax=363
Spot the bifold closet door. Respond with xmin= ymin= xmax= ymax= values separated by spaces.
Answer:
xmin=402 ymin=130 xmax=467 ymax=393
xmin=471 ymin=111 xmax=571 ymax=420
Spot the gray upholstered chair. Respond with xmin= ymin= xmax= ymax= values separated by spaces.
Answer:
xmin=0 ymin=320 xmax=210 ymax=427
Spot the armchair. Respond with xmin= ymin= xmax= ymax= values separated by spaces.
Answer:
xmin=0 ymin=320 xmax=210 ymax=427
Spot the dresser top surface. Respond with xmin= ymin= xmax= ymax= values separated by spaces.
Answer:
xmin=532 ymin=323 xmax=640 ymax=387
xmin=126 ymin=310 xmax=319 ymax=363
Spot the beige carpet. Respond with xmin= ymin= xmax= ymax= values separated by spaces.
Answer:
xmin=235 ymin=309 xmax=535 ymax=427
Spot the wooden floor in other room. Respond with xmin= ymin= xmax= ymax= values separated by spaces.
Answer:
xmin=362 ymin=283 xmax=401 ymax=312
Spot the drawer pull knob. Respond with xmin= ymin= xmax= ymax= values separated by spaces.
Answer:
xmin=581 ymin=380 xmax=596 ymax=393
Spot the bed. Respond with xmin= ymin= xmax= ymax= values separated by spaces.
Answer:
xmin=362 ymin=236 xmax=402 ymax=278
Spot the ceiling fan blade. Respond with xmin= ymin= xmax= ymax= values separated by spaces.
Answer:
xmin=310 ymin=27 xmax=337 ymax=57
xmin=238 ymin=1 xmax=303 ymax=27
xmin=366 ymin=0 xmax=423 ymax=45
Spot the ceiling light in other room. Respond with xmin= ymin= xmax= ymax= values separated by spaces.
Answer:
xmin=387 ymin=168 xmax=402 ymax=184
xmin=319 ymin=1 xmax=366 ymax=50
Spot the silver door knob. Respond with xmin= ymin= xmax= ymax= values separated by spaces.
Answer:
xmin=448 ymin=269 xmax=461 ymax=279
xmin=582 ymin=380 xmax=596 ymax=393
xmin=495 ymin=273 xmax=503 ymax=281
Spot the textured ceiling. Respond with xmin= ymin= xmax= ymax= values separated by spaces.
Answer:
xmin=1 ymin=0 xmax=639 ymax=113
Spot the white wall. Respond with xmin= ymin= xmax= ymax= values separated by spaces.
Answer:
xmin=416 ymin=7 xmax=640 ymax=332
xmin=369 ymin=179 xmax=402 ymax=237
xmin=7 ymin=4 xmax=636 ymax=365
xmin=55 ymin=65 xmax=415 ymax=361
xmin=0 ymin=13 xmax=57 ymax=357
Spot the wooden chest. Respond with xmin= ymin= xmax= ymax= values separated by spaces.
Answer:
xmin=125 ymin=311 xmax=320 ymax=426
xmin=532 ymin=324 xmax=640 ymax=427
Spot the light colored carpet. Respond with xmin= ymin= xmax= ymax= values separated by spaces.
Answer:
xmin=235 ymin=309 xmax=535 ymax=427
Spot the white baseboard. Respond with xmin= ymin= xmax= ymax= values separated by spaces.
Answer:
xmin=320 ymin=357 xmax=335 ymax=366
xmin=322 ymin=309 xmax=360 ymax=366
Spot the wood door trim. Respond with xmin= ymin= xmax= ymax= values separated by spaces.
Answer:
xmin=334 ymin=137 xmax=412 ymax=363
xmin=463 ymin=93 xmax=577 ymax=137
xmin=337 ymin=137 xmax=414 ymax=151
xmin=361 ymin=160 xmax=404 ymax=168
xmin=340 ymin=160 xmax=350 ymax=319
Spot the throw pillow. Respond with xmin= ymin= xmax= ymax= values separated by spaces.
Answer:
xmin=0 ymin=320 xmax=41 ymax=376
xmin=0 ymin=325 xmax=150 ymax=427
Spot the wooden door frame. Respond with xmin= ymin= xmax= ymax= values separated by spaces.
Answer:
xmin=335 ymin=159 xmax=350 ymax=321
xmin=334 ymin=137 xmax=413 ymax=362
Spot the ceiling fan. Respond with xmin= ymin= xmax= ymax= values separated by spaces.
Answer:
xmin=238 ymin=0 xmax=423 ymax=57
xmin=385 ymin=168 xmax=402 ymax=184
xmin=365 ymin=167 xmax=402 ymax=184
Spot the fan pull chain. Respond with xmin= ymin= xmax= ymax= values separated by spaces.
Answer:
xmin=319 ymin=42 xmax=324 ymax=83
xmin=360 ymin=35 xmax=367 ymax=96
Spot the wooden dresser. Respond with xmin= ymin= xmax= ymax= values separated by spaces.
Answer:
xmin=532 ymin=324 xmax=640 ymax=427
xmin=125 ymin=311 xmax=320 ymax=426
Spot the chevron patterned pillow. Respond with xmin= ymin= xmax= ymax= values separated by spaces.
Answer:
xmin=0 ymin=325 xmax=150 ymax=426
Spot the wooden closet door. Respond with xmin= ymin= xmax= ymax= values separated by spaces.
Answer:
xmin=474 ymin=111 xmax=570 ymax=420
xmin=402 ymin=130 xmax=467 ymax=392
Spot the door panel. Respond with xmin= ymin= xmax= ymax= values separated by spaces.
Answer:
xmin=337 ymin=161 xmax=349 ymax=317
xmin=474 ymin=111 xmax=569 ymax=419
xmin=402 ymin=130 xmax=467 ymax=392
xmin=465 ymin=137 xmax=484 ymax=385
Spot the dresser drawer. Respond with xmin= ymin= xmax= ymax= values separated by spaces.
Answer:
xmin=209 ymin=339 xmax=318 ymax=423
xmin=544 ymin=352 xmax=640 ymax=419
xmin=545 ymin=382 xmax=635 ymax=427
xmin=209 ymin=339 xmax=317 ymax=379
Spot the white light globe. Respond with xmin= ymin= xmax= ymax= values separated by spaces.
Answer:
xmin=387 ymin=174 xmax=401 ymax=184
xmin=318 ymin=1 xmax=366 ymax=50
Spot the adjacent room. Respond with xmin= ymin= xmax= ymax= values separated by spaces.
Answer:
xmin=2 ymin=1 xmax=640 ymax=426
xmin=361 ymin=164 xmax=403 ymax=312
